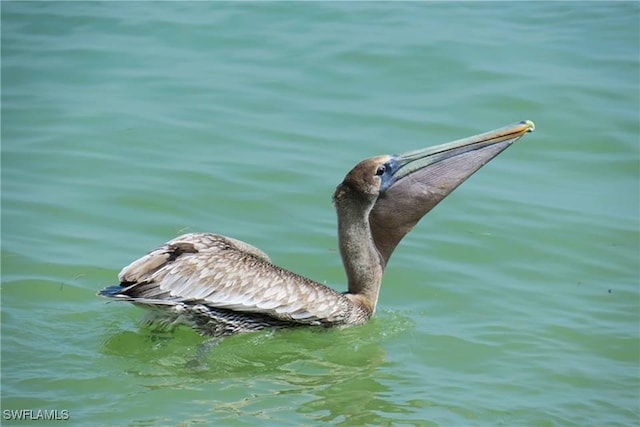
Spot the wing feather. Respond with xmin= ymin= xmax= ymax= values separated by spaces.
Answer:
xmin=111 ymin=232 xmax=353 ymax=325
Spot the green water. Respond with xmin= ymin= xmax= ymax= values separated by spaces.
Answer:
xmin=2 ymin=2 xmax=638 ymax=426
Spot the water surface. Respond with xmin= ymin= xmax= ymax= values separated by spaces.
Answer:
xmin=2 ymin=2 xmax=638 ymax=426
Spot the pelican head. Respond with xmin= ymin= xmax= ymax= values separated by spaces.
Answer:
xmin=334 ymin=120 xmax=536 ymax=268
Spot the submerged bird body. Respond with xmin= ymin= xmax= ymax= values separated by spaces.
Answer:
xmin=99 ymin=121 xmax=535 ymax=337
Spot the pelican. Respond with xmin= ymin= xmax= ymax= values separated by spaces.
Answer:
xmin=99 ymin=120 xmax=535 ymax=337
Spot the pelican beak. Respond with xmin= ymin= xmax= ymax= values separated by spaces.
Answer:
xmin=390 ymin=120 xmax=535 ymax=185
xmin=371 ymin=120 xmax=535 ymax=265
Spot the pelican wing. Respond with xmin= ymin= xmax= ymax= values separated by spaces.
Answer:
xmin=110 ymin=233 xmax=351 ymax=325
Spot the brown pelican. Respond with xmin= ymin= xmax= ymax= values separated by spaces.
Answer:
xmin=99 ymin=120 xmax=535 ymax=337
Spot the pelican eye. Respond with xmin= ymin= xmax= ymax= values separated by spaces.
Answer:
xmin=375 ymin=164 xmax=386 ymax=176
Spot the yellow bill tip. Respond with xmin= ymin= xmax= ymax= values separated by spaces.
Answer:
xmin=522 ymin=120 xmax=535 ymax=132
